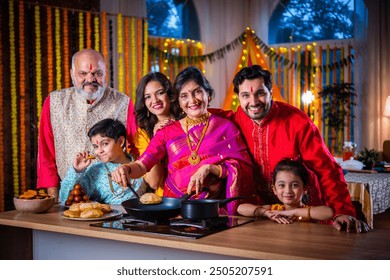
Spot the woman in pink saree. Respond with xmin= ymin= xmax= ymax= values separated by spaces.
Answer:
xmin=112 ymin=66 xmax=256 ymax=215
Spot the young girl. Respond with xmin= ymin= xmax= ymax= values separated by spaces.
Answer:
xmin=59 ymin=118 xmax=147 ymax=205
xmin=238 ymin=158 xmax=334 ymax=223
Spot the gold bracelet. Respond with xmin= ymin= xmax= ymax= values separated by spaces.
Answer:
xmin=217 ymin=164 xmax=223 ymax=178
xmin=307 ymin=206 xmax=312 ymax=220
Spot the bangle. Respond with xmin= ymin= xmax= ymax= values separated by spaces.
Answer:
xmin=217 ymin=164 xmax=223 ymax=178
xmin=253 ymin=206 xmax=262 ymax=217
xmin=307 ymin=206 xmax=312 ymax=220
xmin=125 ymin=164 xmax=132 ymax=175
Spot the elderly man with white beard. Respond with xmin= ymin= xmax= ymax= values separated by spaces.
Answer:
xmin=37 ymin=49 xmax=137 ymax=203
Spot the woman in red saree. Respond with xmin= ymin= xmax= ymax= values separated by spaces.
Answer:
xmin=112 ymin=66 xmax=256 ymax=215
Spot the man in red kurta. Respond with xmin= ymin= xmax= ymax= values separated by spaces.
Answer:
xmin=231 ymin=65 xmax=369 ymax=233
xmin=37 ymin=49 xmax=137 ymax=203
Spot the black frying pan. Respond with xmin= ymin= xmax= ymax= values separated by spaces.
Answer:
xmin=121 ymin=197 xmax=181 ymax=223
xmin=121 ymin=192 xmax=195 ymax=223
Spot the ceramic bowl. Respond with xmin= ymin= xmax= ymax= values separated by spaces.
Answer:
xmin=13 ymin=196 xmax=55 ymax=213
xmin=340 ymin=159 xmax=364 ymax=170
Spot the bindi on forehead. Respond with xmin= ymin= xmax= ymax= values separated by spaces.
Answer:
xmin=251 ymin=86 xmax=253 ymax=92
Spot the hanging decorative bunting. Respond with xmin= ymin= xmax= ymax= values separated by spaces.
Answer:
xmin=223 ymin=28 xmax=284 ymax=111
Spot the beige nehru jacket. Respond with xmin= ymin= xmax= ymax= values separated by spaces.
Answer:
xmin=50 ymin=87 xmax=129 ymax=180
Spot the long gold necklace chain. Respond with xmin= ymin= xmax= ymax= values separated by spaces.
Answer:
xmin=185 ymin=114 xmax=210 ymax=165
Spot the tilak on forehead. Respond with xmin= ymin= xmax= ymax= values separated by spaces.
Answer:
xmin=89 ymin=64 xmax=93 ymax=71
xmin=250 ymin=86 xmax=253 ymax=92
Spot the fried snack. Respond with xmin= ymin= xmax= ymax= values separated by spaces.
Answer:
xmin=79 ymin=202 xmax=102 ymax=211
xmin=100 ymin=204 xmax=112 ymax=213
xmin=86 ymin=155 xmax=96 ymax=159
xmin=19 ymin=189 xmax=51 ymax=199
xmin=63 ymin=210 xmax=81 ymax=218
xmin=19 ymin=190 xmax=37 ymax=199
xmin=80 ymin=209 xmax=104 ymax=219
xmin=140 ymin=193 xmax=162 ymax=205
xmin=69 ymin=202 xmax=82 ymax=212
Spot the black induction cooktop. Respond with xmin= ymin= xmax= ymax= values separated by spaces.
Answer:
xmin=90 ymin=215 xmax=255 ymax=239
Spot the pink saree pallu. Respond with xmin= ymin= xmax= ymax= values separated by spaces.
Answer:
xmin=139 ymin=114 xmax=257 ymax=215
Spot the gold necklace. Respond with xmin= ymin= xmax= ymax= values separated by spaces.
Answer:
xmin=185 ymin=113 xmax=209 ymax=126
xmin=185 ymin=114 xmax=210 ymax=165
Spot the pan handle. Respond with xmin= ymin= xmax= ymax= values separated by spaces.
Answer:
xmin=180 ymin=187 xmax=210 ymax=202
xmin=179 ymin=190 xmax=196 ymax=202
xmin=127 ymin=183 xmax=140 ymax=200
xmin=218 ymin=196 xmax=246 ymax=207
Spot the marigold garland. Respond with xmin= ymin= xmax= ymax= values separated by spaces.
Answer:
xmin=142 ymin=20 xmax=148 ymax=76
xmin=78 ymin=12 xmax=84 ymax=50
xmin=46 ymin=6 xmax=54 ymax=92
xmin=158 ymin=38 xmax=163 ymax=74
xmin=19 ymin=0 xmax=26 ymax=192
xmin=108 ymin=19 xmax=114 ymax=87
xmin=117 ymin=14 xmax=124 ymax=92
xmin=86 ymin=12 xmax=92 ymax=49
xmin=94 ymin=16 xmax=100 ymax=52
xmin=63 ymin=9 xmax=70 ymax=88
xmin=130 ymin=17 xmax=136 ymax=101
xmin=136 ymin=19 xmax=142 ymax=83
xmin=0 ymin=7 xmax=4 ymax=211
xmin=10 ymin=0 xmax=19 ymax=195
xmin=55 ymin=8 xmax=61 ymax=89
xmin=124 ymin=17 xmax=130 ymax=96
xmin=35 ymin=5 xmax=43 ymax=122
xmin=101 ymin=12 xmax=109 ymax=84
xmin=197 ymin=42 xmax=204 ymax=71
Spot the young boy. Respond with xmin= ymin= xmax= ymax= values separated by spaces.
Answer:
xmin=59 ymin=118 xmax=147 ymax=205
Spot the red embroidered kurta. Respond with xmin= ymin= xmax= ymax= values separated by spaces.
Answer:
xmin=233 ymin=101 xmax=356 ymax=218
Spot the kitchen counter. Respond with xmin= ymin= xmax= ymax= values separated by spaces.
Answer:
xmin=0 ymin=204 xmax=389 ymax=260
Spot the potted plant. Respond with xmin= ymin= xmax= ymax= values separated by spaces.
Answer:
xmin=356 ymin=148 xmax=379 ymax=170
xmin=318 ymin=83 xmax=356 ymax=155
